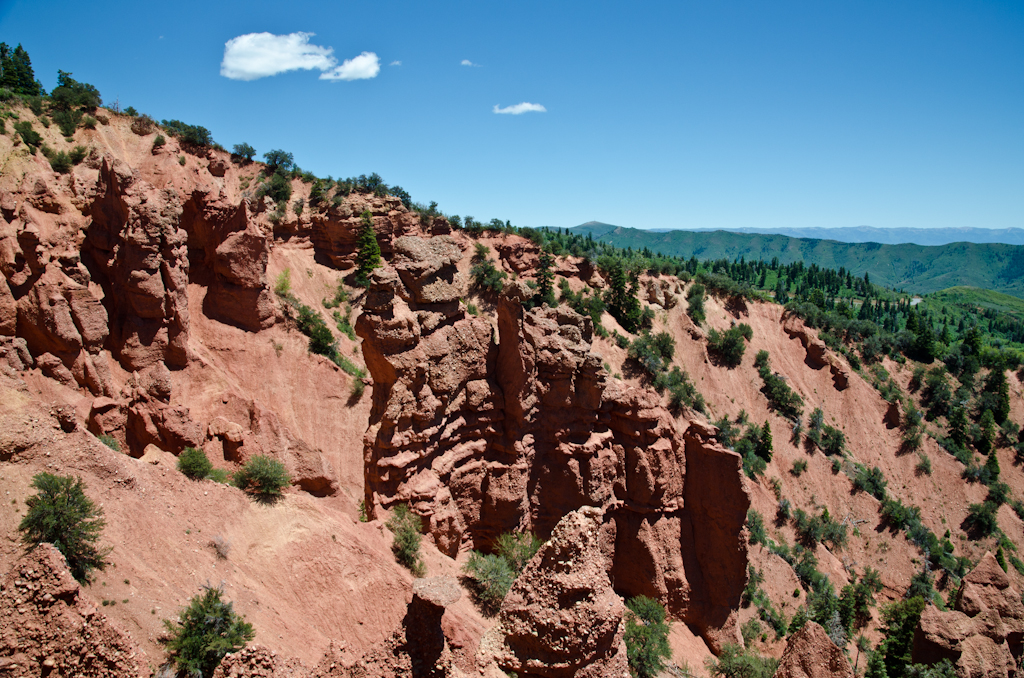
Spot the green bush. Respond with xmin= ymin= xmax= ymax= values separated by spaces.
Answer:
xmin=746 ymin=509 xmax=768 ymax=546
xmin=755 ymin=350 xmax=804 ymax=419
xmin=19 ymin=473 xmax=109 ymax=583
xmin=653 ymin=366 xmax=706 ymax=413
xmin=53 ymin=108 xmax=82 ymax=137
xmin=965 ymin=501 xmax=999 ymax=537
xmin=387 ymin=504 xmax=425 ymax=576
xmin=13 ymin=120 xmax=41 ymax=151
xmin=48 ymin=150 xmax=72 ymax=174
xmin=464 ymin=531 xmax=542 ymax=613
xmin=707 ymin=323 xmax=753 ymax=368
xmin=258 ymin=171 xmax=292 ymax=204
xmin=471 ymin=258 xmax=507 ymax=293
xmin=233 ymin=455 xmax=291 ymax=499
xmin=854 ymin=465 xmax=888 ymax=500
xmin=152 ymin=134 xmax=165 ymax=151
xmin=161 ymin=119 xmax=213 ymax=148
xmin=69 ymin=145 xmax=87 ymax=164
xmin=177 ymin=447 xmax=214 ymax=480
xmin=98 ymin=434 xmax=120 ymax=451
xmin=624 ymin=596 xmax=672 ymax=678
xmin=706 ymin=644 xmax=778 ymax=678
xmin=629 ymin=331 xmax=675 ymax=376
xmin=162 ymin=585 xmax=254 ymax=678
xmin=791 ymin=459 xmax=808 ymax=476
xmin=687 ymin=283 xmax=706 ymax=324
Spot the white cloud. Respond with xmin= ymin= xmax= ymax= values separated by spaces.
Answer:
xmin=221 ymin=32 xmax=381 ymax=82
xmin=221 ymin=32 xmax=336 ymax=80
xmin=390 ymin=60 xmax=402 ymax=66
xmin=320 ymin=51 xmax=381 ymax=81
xmin=461 ymin=59 xmax=479 ymax=67
xmin=493 ymin=102 xmax=547 ymax=115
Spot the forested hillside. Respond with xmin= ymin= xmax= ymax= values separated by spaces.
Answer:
xmin=569 ymin=223 xmax=1024 ymax=298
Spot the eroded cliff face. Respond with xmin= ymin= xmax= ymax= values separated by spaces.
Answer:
xmin=356 ymin=234 xmax=751 ymax=650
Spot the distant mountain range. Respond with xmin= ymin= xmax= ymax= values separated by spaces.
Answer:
xmin=604 ymin=224 xmax=1024 ymax=247
xmin=567 ymin=222 xmax=1024 ymax=298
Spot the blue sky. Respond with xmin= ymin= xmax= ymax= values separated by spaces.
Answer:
xmin=2 ymin=0 xmax=1022 ymax=232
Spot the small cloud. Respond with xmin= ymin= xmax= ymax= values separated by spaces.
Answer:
xmin=221 ymin=32 xmax=336 ymax=80
xmin=461 ymin=59 xmax=480 ymax=67
xmin=320 ymin=51 xmax=381 ymax=81
xmin=390 ymin=60 xmax=401 ymax=66
xmin=493 ymin=102 xmax=547 ymax=115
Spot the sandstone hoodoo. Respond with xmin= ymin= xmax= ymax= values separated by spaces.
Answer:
xmin=357 ymin=233 xmax=751 ymax=651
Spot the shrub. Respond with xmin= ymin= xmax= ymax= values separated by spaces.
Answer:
xmin=629 ymin=331 xmax=675 ymax=376
xmin=755 ymin=350 xmax=804 ymax=419
xmin=48 ymin=151 xmax=72 ymax=174
xmin=464 ymin=532 xmax=541 ymax=612
xmin=19 ymin=473 xmax=109 ymax=583
xmin=98 ymin=434 xmax=120 ymax=451
xmin=161 ymin=119 xmax=213 ymax=148
xmin=471 ymin=258 xmax=507 ymax=293
xmin=82 ymin=115 xmax=97 ymax=129
xmin=706 ymin=644 xmax=778 ymax=678
xmin=746 ymin=509 xmax=768 ymax=546
xmin=233 ymin=455 xmax=291 ymax=499
xmin=625 ymin=596 xmax=672 ymax=678
xmin=687 ymin=283 xmax=706 ymax=324
xmin=853 ymin=465 xmax=888 ymax=500
xmin=162 ymin=585 xmax=254 ymax=678
xmin=791 ymin=459 xmax=808 ymax=476
xmin=965 ymin=501 xmax=999 ymax=537
xmin=130 ymin=114 xmax=156 ymax=135
xmin=820 ymin=425 xmax=846 ymax=456
xmin=387 ymin=504 xmax=424 ymax=576
xmin=707 ymin=323 xmax=753 ymax=368
xmin=13 ymin=120 xmax=41 ymax=151
xmin=177 ymin=447 xmax=214 ymax=480
xmin=464 ymin=551 xmax=514 ymax=613
xmin=653 ymin=366 xmax=706 ymax=413
xmin=69 ymin=145 xmax=88 ymax=164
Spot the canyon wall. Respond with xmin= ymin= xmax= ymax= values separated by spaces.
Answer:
xmin=356 ymin=235 xmax=751 ymax=650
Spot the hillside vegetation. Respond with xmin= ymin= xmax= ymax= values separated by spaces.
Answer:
xmin=570 ymin=223 xmax=1024 ymax=298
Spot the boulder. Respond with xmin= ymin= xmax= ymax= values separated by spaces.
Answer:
xmin=480 ymin=507 xmax=630 ymax=678
xmin=0 ymin=274 xmax=15 ymax=335
xmin=773 ymin=621 xmax=853 ymax=678
xmin=913 ymin=552 xmax=1024 ymax=675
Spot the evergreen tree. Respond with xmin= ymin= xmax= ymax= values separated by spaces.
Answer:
xmin=756 ymin=421 xmax=773 ymax=461
xmin=354 ymin=211 xmax=381 ymax=287
xmin=0 ymin=43 xmax=42 ymax=95
xmin=978 ymin=409 xmax=996 ymax=456
xmin=987 ymin=369 xmax=1011 ymax=424
xmin=947 ymin=406 xmax=968 ymax=448
xmin=535 ymin=251 xmax=556 ymax=307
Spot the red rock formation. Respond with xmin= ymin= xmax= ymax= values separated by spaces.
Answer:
xmin=782 ymin=312 xmax=850 ymax=391
xmin=479 ymin=506 xmax=630 ymax=678
xmin=0 ymin=544 xmax=147 ymax=677
xmin=913 ymin=552 xmax=1024 ymax=677
xmin=357 ymin=235 xmax=750 ymax=651
xmin=307 ymin=194 xmax=425 ymax=269
xmin=772 ymin=621 xmax=853 ymax=678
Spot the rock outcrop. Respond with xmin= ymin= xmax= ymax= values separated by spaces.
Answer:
xmin=357 ymin=235 xmax=750 ymax=650
xmin=772 ymin=621 xmax=853 ymax=678
xmin=0 ymin=544 xmax=146 ymax=677
xmin=782 ymin=312 xmax=850 ymax=391
xmin=913 ymin=552 xmax=1024 ymax=677
xmin=479 ymin=506 xmax=630 ymax=678
xmin=307 ymin=194 xmax=424 ymax=269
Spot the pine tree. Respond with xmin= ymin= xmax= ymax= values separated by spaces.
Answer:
xmin=978 ymin=409 xmax=996 ymax=456
xmin=756 ymin=421 xmax=773 ymax=461
xmin=535 ymin=251 xmax=555 ymax=307
xmin=354 ymin=211 xmax=381 ymax=288
xmin=948 ymin=406 xmax=968 ymax=448
xmin=0 ymin=43 xmax=41 ymax=95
